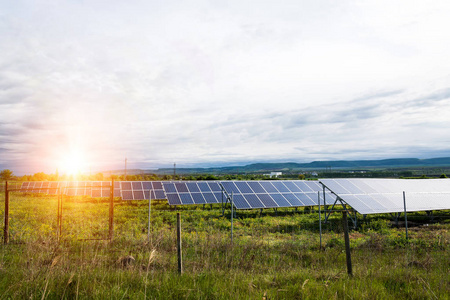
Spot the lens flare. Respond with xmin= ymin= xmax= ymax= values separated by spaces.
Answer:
xmin=60 ymin=150 xmax=87 ymax=175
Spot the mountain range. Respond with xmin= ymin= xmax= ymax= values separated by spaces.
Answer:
xmin=144 ymin=157 xmax=450 ymax=175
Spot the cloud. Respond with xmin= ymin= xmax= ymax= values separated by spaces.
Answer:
xmin=1 ymin=1 xmax=450 ymax=174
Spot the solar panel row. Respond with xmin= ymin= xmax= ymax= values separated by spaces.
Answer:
xmin=20 ymin=181 xmax=169 ymax=200
xmin=120 ymin=181 xmax=166 ymax=200
xmin=18 ymin=179 xmax=450 ymax=214
xmin=162 ymin=181 xmax=225 ymax=205
xmin=21 ymin=181 xmax=115 ymax=197
xmin=319 ymin=179 xmax=450 ymax=214
xmin=220 ymin=180 xmax=333 ymax=209
xmin=19 ymin=180 xmax=334 ymax=209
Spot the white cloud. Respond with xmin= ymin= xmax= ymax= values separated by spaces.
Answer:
xmin=1 ymin=0 xmax=450 ymax=174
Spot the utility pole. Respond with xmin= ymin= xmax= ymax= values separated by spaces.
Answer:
xmin=125 ymin=158 xmax=127 ymax=178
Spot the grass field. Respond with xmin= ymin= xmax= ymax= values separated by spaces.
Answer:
xmin=1 ymin=190 xmax=449 ymax=299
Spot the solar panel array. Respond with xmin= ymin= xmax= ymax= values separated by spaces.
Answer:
xmin=19 ymin=181 xmax=166 ymax=200
xmin=21 ymin=181 xmax=113 ymax=197
xmin=19 ymin=180 xmax=333 ymax=210
xmin=319 ymin=178 xmax=450 ymax=214
xmin=162 ymin=180 xmax=333 ymax=208
xmin=220 ymin=180 xmax=333 ymax=209
xmin=18 ymin=179 xmax=450 ymax=213
xmin=119 ymin=181 xmax=166 ymax=200
xmin=163 ymin=181 xmax=224 ymax=205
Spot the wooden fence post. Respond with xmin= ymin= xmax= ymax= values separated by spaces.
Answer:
xmin=109 ymin=179 xmax=114 ymax=241
xmin=343 ymin=211 xmax=353 ymax=276
xmin=4 ymin=181 xmax=9 ymax=244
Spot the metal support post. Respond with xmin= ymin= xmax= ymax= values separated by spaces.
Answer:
xmin=221 ymin=186 xmax=225 ymax=215
xmin=403 ymin=191 xmax=408 ymax=240
xmin=318 ymin=191 xmax=322 ymax=250
xmin=176 ymin=213 xmax=182 ymax=274
xmin=230 ymin=191 xmax=234 ymax=244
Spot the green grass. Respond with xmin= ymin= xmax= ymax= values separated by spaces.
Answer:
xmin=1 ymin=191 xmax=449 ymax=299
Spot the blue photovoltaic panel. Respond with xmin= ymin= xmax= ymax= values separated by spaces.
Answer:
xmin=167 ymin=193 xmax=182 ymax=205
xmin=175 ymin=182 xmax=189 ymax=193
xmin=260 ymin=182 xmax=278 ymax=193
xmin=186 ymin=182 xmax=200 ymax=193
xmin=243 ymin=194 xmax=264 ymax=208
xmin=147 ymin=181 xmax=167 ymax=200
xmin=294 ymin=181 xmax=315 ymax=192
xmin=179 ymin=193 xmax=194 ymax=204
xmin=257 ymin=194 xmax=277 ymax=207
xmin=133 ymin=190 xmax=145 ymax=199
xmin=198 ymin=182 xmax=211 ymax=192
xmin=283 ymin=181 xmax=301 ymax=192
xmin=163 ymin=181 xmax=225 ymax=205
xmin=270 ymin=193 xmax=291 ymax=207
xmin=214 ymin=192 xmax=224 ymax=202
xmin=164 ymin=182 xmax=177 ymax=193
xmin=271 ymin=181 xmax=290 ymax=193
xmin=203 ymin=192 xmax=218 ymax=203
xmin=295 ymin=193 xmax=315 ymax=206
xmin=152 ymin=181 xmax=163 ymax=189
xmin=232 ymin=194 xmax=251 ymax=209
xmin=247 ymin=182 xmax=266 ymax=193
xmin=118 ymin=181 xmax=167 ymax=200
xmin=282 ymin=193 xmax=303 ymax=206
xmin=153 ymin=190 xmax=165 ymax=199
xmin=220 ymin=181 xmax=240 ymax=194
xmin=207 ymin=182 xmax=222 ymax=192
xmin=114 ymin=181 xmax=121 ymax=197
xmin=122 ymin=182 xmax=132 ymax=190
xmin=218 ymin=180 xmax=328 ymax=209
xmin=142 ymin=182 xmax=152 ymax=191
xmin=120 ymin=182 xmax=134 ymax=200
xmin=191 ymin=192 xmax=206 ymax=204
xmin=235 ymin=181 xmax=253 ymax=194
xmin=122 ymin=190 xmax=133 ymax=200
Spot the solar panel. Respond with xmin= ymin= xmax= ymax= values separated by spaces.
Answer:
xmin=320 ymin=178 xmax=450 ymax=214
xmin=48 ymin=182 xmax=59 ymax=195
xmin=219 ymin=180 xmax=332 ymax=209
xmin=90 ymin=181 xmax=111 ymax=198
xmin=163 ymin=181 xmax=224 ymax=205
xmin=119 ymin=181 xmax=167 ymax=200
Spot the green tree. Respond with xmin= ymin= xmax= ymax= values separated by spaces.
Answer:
xmin=298 ymin=174 xmax=306 ymax=180
xmin=440 ymin=173 xmax=447 ymax=178
xmin=0 ymin=169 xmax=14 ymax=180
xmin=32 ymin=172 xmax=48 ymax=181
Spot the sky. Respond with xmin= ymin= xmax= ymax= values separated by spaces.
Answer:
xmin=1 ymin=0 xmax=450 ymax=175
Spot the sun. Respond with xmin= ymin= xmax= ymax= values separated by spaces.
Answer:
xmin=60 ymin=150 xmax=87 ymax=175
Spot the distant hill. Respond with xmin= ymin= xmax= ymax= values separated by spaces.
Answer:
xmin=150 ymin=157 xmax=450 ymax=175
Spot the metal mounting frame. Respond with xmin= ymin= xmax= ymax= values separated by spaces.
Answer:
xmin=320 ymin=183 xmax=358 ymax=228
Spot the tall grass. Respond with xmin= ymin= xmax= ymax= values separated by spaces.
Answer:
xmin=0 ymin=191 xmax=449 ymax=299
